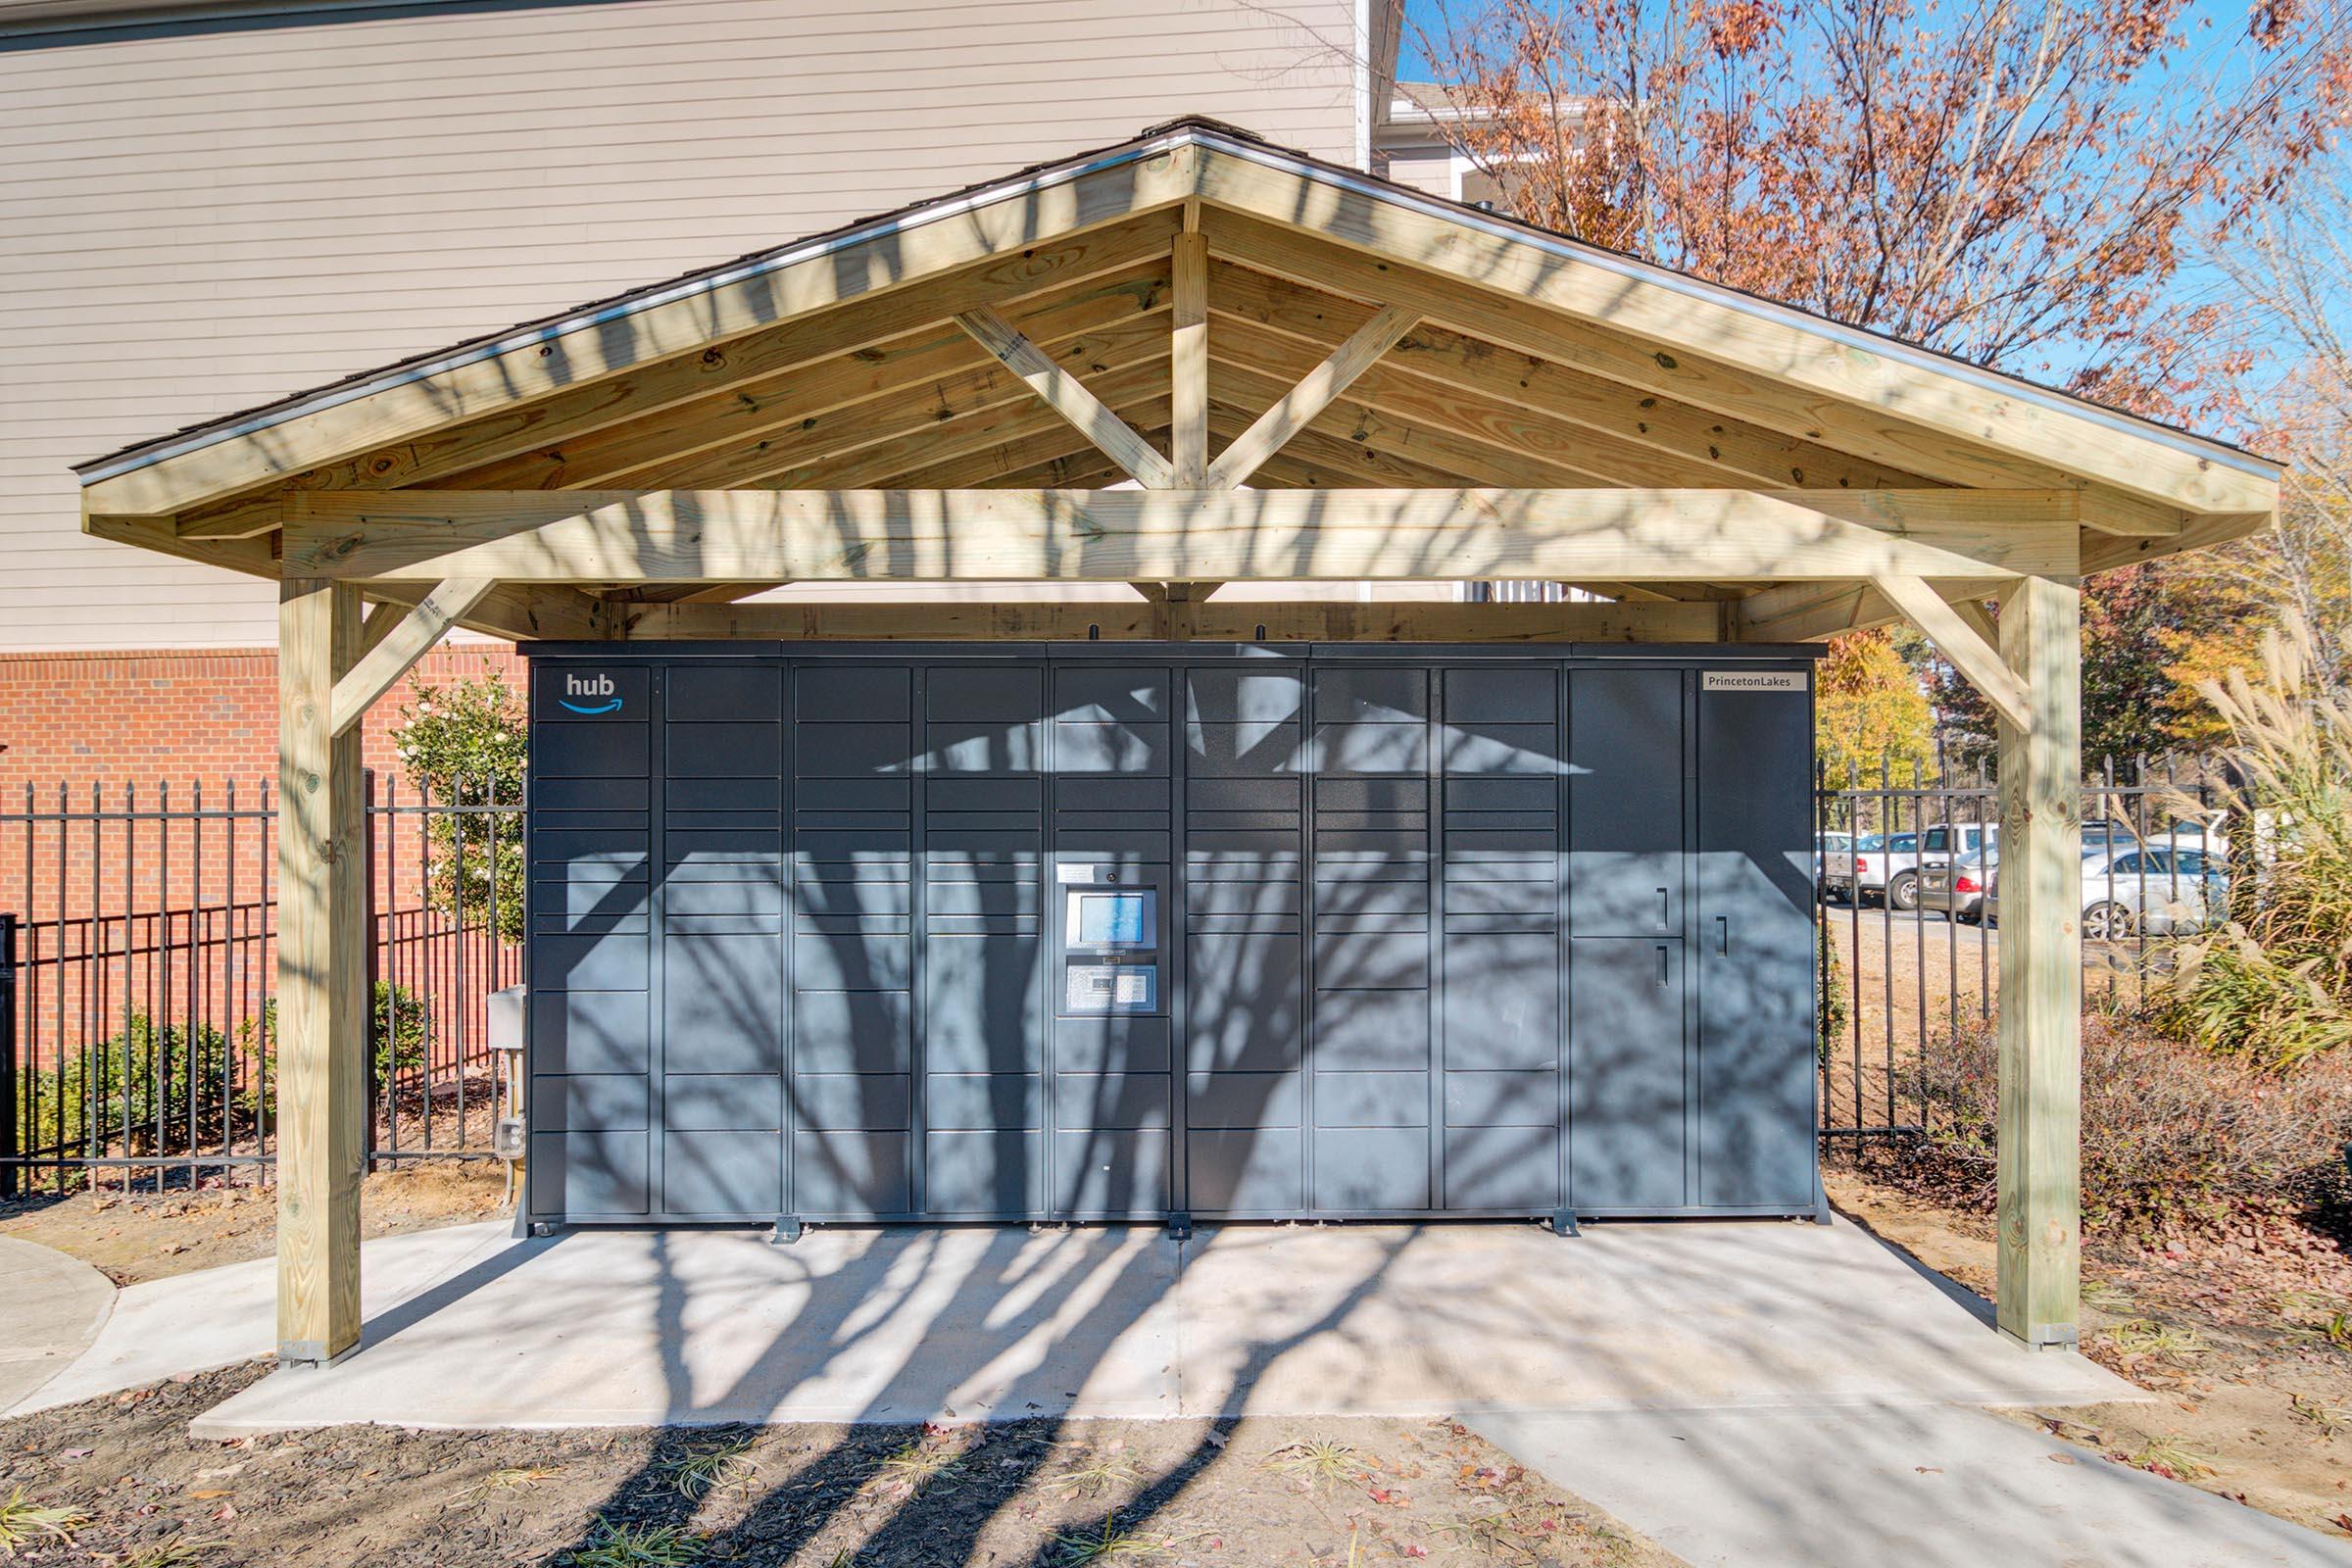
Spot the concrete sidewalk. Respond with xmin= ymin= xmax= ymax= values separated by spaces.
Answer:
xmin=0 ymin=1237 xmax=114 ymax=1410
xmin=185 ymin=1214 xmax=2131 ymax=1434
xmin=4 ymin=1220 xmax=511 ymax=1417
xmin=1475 ymin=1404 xmax=2352 ymax=1568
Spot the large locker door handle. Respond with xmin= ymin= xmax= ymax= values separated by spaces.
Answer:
xmin=1715 ymin=914 xmax=1730 ymax=955
xmin=1656 ymin=887 xmax=1670 ymax=929
xmin=1657 ymin=944 xmax=1671 ymax=987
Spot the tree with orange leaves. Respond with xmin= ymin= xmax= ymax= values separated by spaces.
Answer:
xmin=1414 ymin=0 xmax=2351 ymax=421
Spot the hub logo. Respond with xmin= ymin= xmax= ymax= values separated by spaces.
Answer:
xmin=559 ymin=673 xmax=622 ymax=715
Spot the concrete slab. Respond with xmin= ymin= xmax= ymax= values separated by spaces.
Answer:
xmin=186 ymin=1214 xmax=2133 ymax=1436
xmin=6 ymin=1220 xmax=511 ymax=1417
xmin=1472 ymin=1404 xmax=2352 ymax=1568
xmin=0 ymin=1236 xmax=115 ymax=1410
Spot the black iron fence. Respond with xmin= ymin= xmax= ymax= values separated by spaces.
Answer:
xmin=0 ymin=774 xmax=521 ymax=1197
xmin=1815 ymin=752 xmax=2226 ymax=1139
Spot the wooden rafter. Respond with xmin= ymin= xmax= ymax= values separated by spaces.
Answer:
xmin=88 ymin=155 xmax=1198 ymax=517
xmin=437 ymin=265 xmax=1173 ymax=493
xmin=282 ymin=487 xmax=2080 ymax=585
xmin=1204 ymin=257 xmax=1927 ymax=493
xmin=1193 ymin=164 xmax=2266 ymax=521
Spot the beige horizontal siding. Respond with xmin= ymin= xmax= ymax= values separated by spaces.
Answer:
xmin=0 ymin=0 xmax=1359 ymax=651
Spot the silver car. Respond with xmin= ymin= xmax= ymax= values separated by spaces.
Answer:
xmin=1918 ymin=852 xmax=1996 ymax=922
xmin=2080 ymin=846 xmax=2227 ymax=938
xmin=1945 ymin=846 xmax=2226 ymax=935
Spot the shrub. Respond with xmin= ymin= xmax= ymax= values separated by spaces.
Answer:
xmin=1890 ymin=1010 xmax=2352 ymax=1233
xmin=23 ymin=1012 xmax=245 ymax=1157
xmin=249 ymin=981 xmax=436 ymax=1096
xmin=2161 ymin=619 xmax=2352 ymax=1065
xmin=390 ymin=673 xmax=527 ymax=945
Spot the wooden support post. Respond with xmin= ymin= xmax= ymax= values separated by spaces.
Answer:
xmin=1995 ymin=573 xmax=2082 ymax=1349
xmin=276 ymin=578 xmax=368 ymax=1365
xmin=1171 ymin=231 xmax=1209 ymax=486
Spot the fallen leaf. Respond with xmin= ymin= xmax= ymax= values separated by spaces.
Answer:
xmin=1915 ymin=1466 xmax=1943 ymax=1475
xmin=2049 ymin=1453 xmax=2078 ymax=1465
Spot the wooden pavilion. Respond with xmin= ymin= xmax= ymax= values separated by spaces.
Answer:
xmin=75 ymin=120 xmax=2279 ymax=1366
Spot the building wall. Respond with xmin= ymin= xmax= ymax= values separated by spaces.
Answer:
xmin=0 ymin=0 xmax=1364 ymax=654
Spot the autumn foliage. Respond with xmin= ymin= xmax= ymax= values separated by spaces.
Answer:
xmin=1414 ymin=0 xmax=2352 ymax=419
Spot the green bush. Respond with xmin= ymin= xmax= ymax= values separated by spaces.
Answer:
xmin=390 ymin=674 xmax=526 ymax=946
xmin=1891 ymin=1010 xmax=2352 ymax=1233
xmin=18 ymin=983 xmax=433 ymax=1163
xmin=1818 ymin=915 xmax=1849 ymax=1065
xmin=249 ymin=980 xmax=436 ymax=1093
xmin=20 ymin=1012 xmax=246 ymax=1159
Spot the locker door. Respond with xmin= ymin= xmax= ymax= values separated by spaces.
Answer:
xmin=1569 ymin=937 xmax=1686 ymax=1209
xmin=1438 ymin=664 xmax=1564 ymax=1213
xmin=1569 ymin=667 xmax=1685 ymax=937
xmin=1309 ymin=664 xmax=1433 ymax=1214
xmin=1695 ymin=672 xmax=1817 ymax=1209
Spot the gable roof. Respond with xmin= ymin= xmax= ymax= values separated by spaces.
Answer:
xmin=80 ymin=116 xmax=2278 ymax=602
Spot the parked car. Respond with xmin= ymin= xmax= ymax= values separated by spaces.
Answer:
xmin=2081 ymin=845 xmax=2228 ymax=938
xmin=1819 ymin=831 xmax=1917 ymax=906
xmin=1821 ymin=820 xmax=1997 ymax=910
xmin=1812 ymin=831 xmax=1854 ymax=890
xmin=1918 ymin=852 xmax=1996 ymax=923
xmin=1965 ymin=844 xmax=2226 ymax=935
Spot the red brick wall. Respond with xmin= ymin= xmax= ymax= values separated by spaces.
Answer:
xmin=0 ymin=643 xmax=525 ymax=797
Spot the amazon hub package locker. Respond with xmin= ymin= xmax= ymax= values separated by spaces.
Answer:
xmin=522 ymin=644 xmax=1822 ymax=1227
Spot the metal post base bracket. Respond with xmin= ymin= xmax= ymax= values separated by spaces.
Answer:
xmin=1166 ymin=1212 xmax=1194 ymax=1242
xmin=1550 ymin=1209 xmax=1581 ymax=1238
xmin=770 ymin=1216 xmax=806 ymax=1246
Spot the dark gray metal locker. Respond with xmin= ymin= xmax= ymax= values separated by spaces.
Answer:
xmin=526 ymin=662 xmax=653 ymax=1219
xmin=660 ymin=662 xmax=786 ymax=1219
xmin=920 ymin=662 xmax=1047 ymax=1217
xmin=1567 ymin=666 xmax=1690 ymax=1212
xmin=525 ymin=644 xmax=1821 ymax=1231
xmin=1049 ymin=664 xmax=1177 ymax=1218
xmin=1309 ymin=664 xmax=1434 ymax=1213
xmin=1183 ymin=663 xmax=1308 ymax=1215
xmin=1696 ymin=675 xmax=1819 ymax=1209
xmin=1437 ymin=664 xmax=1564 ymax=1213
xmin=790 ymin=664 xmax=916 ymax=1218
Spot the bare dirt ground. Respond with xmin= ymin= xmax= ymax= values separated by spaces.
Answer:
xmin=1829 ymin=1162 xmax=2352 ymax=1538
xmin=0 ymin=1159 xmax=507 ymax=1287
xmin=0 ymin=1367 xmax=1678 ymax=1568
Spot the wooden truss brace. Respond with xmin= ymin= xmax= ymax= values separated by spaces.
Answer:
xmin=956 ymin=306 xmax=1175 ymax=488
xmin=326 ymin=577 xmax=497 ymax=737
xmin=966 ymin=234 xmax=1418 ymax=502
xmin=1873 ymin=573 xmax=2032 ymax=731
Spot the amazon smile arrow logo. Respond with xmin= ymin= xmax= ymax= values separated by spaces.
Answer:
xmin=561 ymin=673 xmax=622 ymax=715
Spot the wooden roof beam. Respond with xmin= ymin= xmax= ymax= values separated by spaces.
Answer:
xmin=282 ymin=486 xmax=2081 ymax=586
